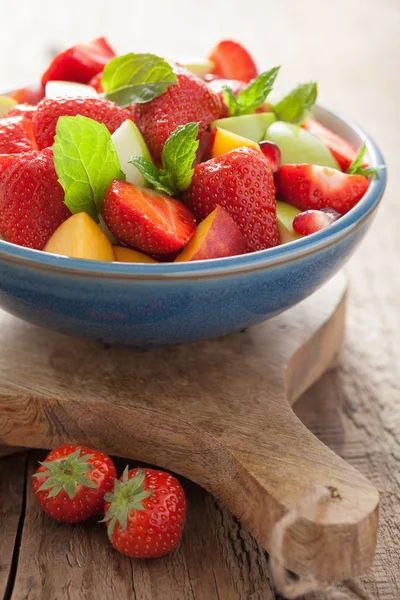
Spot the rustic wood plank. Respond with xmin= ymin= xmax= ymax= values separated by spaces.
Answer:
xmin=10 ymin=453 xmax=275 ymax=600
xmin=0 ymin=452 xmax=27 ymax=600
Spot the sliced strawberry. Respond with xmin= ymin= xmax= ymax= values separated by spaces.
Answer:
xmin=0 ymin=116 xmax=37 ymax=154
xmin=33 ymin=97 xmax=131 ymax=149
xmin=208 ymin=40 xmax=258 ymax=83
xmin=6 ymin=103 xmax=37 ymax=121
xmin=276 ymin=164 xmax=369 ymax=214
xmin=0 ymin=148 xmax=71 ymax=249
xmin=292 ymin=208 xmax=340 ymax=236
xmin=302 ymin=117 xmax=360 ymax=172
xmin=89 ymin=71 xmax=104 ymax=93
xmin=133 ymin=65 xmax=221 ymax=163
xmin=184 ymin=147 xmax=278 ymax=252
xmin=102 ymin=181 xmax=196 ymax=254
xmin=206 ymin=78 xmax=247 ymax=117
xmin=259 ymin=141 xmax=281 ymax=173
xmin=7 ymin=84 xmax=45 ymax=105
xmin=41 ymin=37 xmax=116 ymax=86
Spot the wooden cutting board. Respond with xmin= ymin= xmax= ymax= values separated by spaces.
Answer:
xmin=0 ymin=273 xmax=379 ymax=582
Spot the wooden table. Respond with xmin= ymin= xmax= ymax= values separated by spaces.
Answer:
xmin=0 ymin=0 xmax=399 ymax=598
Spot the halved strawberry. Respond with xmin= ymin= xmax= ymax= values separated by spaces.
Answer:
xmin=33 ymin=97 xmax=131 ymax=149
xmin=133 ymin=65 xmax=221 ymax=163
xmin=184 ymin=147 xmax=278 ymax=252
xmin=302 ymin=117 xmax=360 ymax=172
xmin=276 ymin=164 xmax=369 ymax=214
xmin=0 ymin=116 xmax=37 ymax=154
xmin=208 ymin=40 xmax=258 ymax=83
xmin=102 ymin=181 xmax=196 ymax=254
xmin=0 ymin=148 xmax=71 ymax=249
xmin=41 ymin=37 xmax=116 ymax=86
xmin=6 ymin=103 xmax=37 ymax=121
xmin=292 ymin=208 xmax=340 ymax=236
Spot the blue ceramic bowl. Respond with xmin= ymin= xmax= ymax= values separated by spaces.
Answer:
xmin=0 ymin=106 xmax=386 ymax=347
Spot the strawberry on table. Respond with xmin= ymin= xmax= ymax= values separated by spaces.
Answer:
xmin=184 ymin=147 xmax=279 ymax=252
xmin=276 ymin=164 xmax=369 ymax=214
xmin=33 ymin=97 xmax=132 ymax=149
xmin=32 ymin=445 xmax=117 ymax=523
xmin=292 ymin=208 xmax=340 ymax=236
xmin=41 ymin=37 xmax=116 ymax=86
xmin=6 ymin=103 xmax=37 ymax=121
xmin=0 ymin=116 xmax=37 ymax=153
xmin=208 ymin=40 xmax=258 ymax=83
xmin=103 ymin=467 xmax=186 ymax=559
xmin=0 ymin=148 xmax=71 ymax=249
xmin=302 ymin=117 xmax=360 ymax=171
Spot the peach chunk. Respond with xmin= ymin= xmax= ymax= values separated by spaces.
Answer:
xmin=113 ymin=246 xmax=158 ymax=263
xmin=210 ymin=126 xmax=261 ymax=158
xmin=175 ymin=206 xmax=246 ymax=262
xmin=44 ymin=212 xmax=114 ymax=261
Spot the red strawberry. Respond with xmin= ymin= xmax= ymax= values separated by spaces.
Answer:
xmin=41 ymin=37 xmax=116 ymax=86
xmin=89 ymin=71 xmax=104 ymax=93
xmin=0 ymin=116 xmax=37 ymax=154
xmin=6 ymin=103 xmax=37 ymax=121
xmin=184 ymin=147 xmax=278 ymax=252
xmin=33 ymin=97 xmax=131 ymax=149
xmin=7 ymin=84 xmax=45 ymax=105
xmin=0 ymin=148 xmax=71 ymax=249
xmin=32 ymin=445 xmax=116 ymax=523
xmin=104 ymin=467 xmax=186 ymax=559
xmin=102 ymin=180 xmax=196 ymax=254
xmin=208 ymin=40 xmax=258 ymax=83
xmin=259 ymin=140 xmax=281 ymax=173
xmin=206 ymin=78 xmax=246 ymax=117
xmin=293 ymin=208 xmax=340 ymax=236
xmin=302 ymin=117 xmax=360 ymax=172
xmin=276 ymin=164 xmax=369 ymax=214
xmin=133 ymin=65 xmax=221 ymax=162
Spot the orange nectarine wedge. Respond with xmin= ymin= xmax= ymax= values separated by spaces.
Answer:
xmin=44 ymin=212 xmax=115 ymax=261
xmin=211 ymin=126 xmax=261 ymax=158
xmin=113 ymin=246 xmax=158 ymax=263
xmin=175 ymin=206 xmax=246 ymax=262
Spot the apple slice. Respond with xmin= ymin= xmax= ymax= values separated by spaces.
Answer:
xmin=111 ymin=120 xmax=152 ymax=187
xmin=175 ymin=206 xmax=246 ymax=262
xmin=113 ymin=246 xmax=158 ymax=263
xmin=45 ymin=80 xmax=98 ymax=99
xmin=0 ymin=96 xmax=17 ymax=118
xmin=276 ymin=201 xmax=302 ymax=244
xmin=211 ymin=113 xmax=276 ymax=143
xmin=211 ymin=127 xmax=261 ymax=158
xmin=181 ymin=59 xmax=215 ymax=79
xmin=44 ymin=212 xmax=114 ymax=261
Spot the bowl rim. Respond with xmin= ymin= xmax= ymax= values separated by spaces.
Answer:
xmin=0 ymin=104 xmax=387 ymax=280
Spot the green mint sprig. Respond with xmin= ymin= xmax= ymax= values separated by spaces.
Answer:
xmin=273 ymin=82 xmax=318 ymax=124
xmin=102 ymin=53 xmax=177 ymax=107
xmin=347 ymin=144 xmax=382 ymax=178
xmin=53 ymin=115 xmax=125 ymax=221
xmin=130 ymin=122 xmax=199 ymax=196
xmin=223 ymin=67 xmax=280 ymax=117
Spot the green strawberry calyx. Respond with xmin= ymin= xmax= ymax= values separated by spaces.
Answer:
xmin=347 ymin=144 xmax=383 ymax=178
xmin=101 ymin=467 xmax=152 ymax=540
xmin=223 ymin=66 xmax=280 ymax=117
xmin=32 ymin=447 xmax=98 ymax=499
xmin=130 ymin=122 xmax=200 ymax=196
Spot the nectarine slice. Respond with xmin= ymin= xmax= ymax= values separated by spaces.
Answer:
xmin=175 ymin=206 xmax=246 ymax=262
xmin=211 ymin=126 xmax=261 ymax=159
xmin=113 ymin=246 xmax=158 ymax=263
xmin=44 ymin=212 xmax=114 ymax=261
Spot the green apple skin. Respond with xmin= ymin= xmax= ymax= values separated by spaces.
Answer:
xmin=276 ymin=201 xmax=302 ymax=244
xmin=0 ymin=96 xmax=17 ymax=118
xmin=264 ymin=121 xmax=340 ymax=169
xmin=211 ymin=113 xmax=276 ymax=143
xmin=111 ymin=120 xmax=153 ymax=187
xmin=183 ymin=59 xmax=215 ymax=79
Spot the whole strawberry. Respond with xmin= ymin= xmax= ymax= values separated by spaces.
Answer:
xmin=33 ymin=97 xmax=132 ymax=149
xmin=32 ymin=445 xmax=117 ymax=523
xmin=103 ymin=467 xmax=186 ymax=559
xmin=184 ymin=147 xmax=279 ymax=252
xmin=0 ymin=148 xmax=71 ymax=249
xmin=0 ymin=116 xmax=37 ymax=154
xmin=133 ymin=65 xmax=221 ymax=162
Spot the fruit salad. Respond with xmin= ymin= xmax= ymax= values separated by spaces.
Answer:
xmin=0 ymin=37 xmax=380 ymax=264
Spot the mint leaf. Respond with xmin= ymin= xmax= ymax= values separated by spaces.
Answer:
xmin=273 ymin=82 xmax=318 ymax=124
xmin=102 ymin=53 xmax=177 ymax=107
xmin=53 ymin=115 xmax=125 ymax=221
xmin=130 ymin=122 xmax=199 ymax=195
xmin=347 ymin=144 xmax=382 ymax=177
xmin=223 ymin=67 xmax=280 ymax=116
